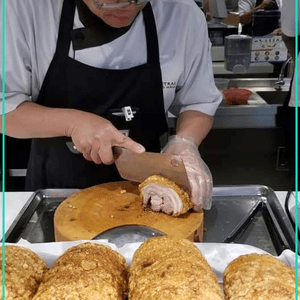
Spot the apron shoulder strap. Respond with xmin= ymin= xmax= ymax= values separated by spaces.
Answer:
xmin=56 ymin=0 xmax=77 ymax=58
xmin=143 ymin=3 xmax=160 ymax=64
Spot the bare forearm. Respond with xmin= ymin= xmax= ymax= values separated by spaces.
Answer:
xmin=240 ymin=0 xmax=275 ymax=24
xmin=175 ymin=110 xmax=213 ymax=146
xmin=240 ymin=8 xmax=258 ymax=24
xmin=1 ymin=101 xmax=79 ymax=138
xmin=1 ymin=101 xmax=146 ymax=164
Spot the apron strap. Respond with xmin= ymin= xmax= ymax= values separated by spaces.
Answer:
xmin=143 ymin=3 xmax=160 ymax=64
xmin=56 ymin=0 xmax=77 ymax=58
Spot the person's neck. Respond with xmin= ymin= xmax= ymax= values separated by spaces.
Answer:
xmin=75 ymin=0 xmax=110 ymax=28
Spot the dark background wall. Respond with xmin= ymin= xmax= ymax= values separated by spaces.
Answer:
xmin=0 ymin=127 xmax=294 ymax=191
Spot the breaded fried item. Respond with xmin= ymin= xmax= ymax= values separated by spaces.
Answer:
xmin=139 ymin=175 xmax=193 ymax=216
xmin=0 ymin=245 xmax=48 ymax=300
xmin=33 ymin=243 xmax=128 ymax=300
xmin=223 ymin=253 xmax=300 ymax=300
xmin=129 ymin=236 xmax=224 ymax=300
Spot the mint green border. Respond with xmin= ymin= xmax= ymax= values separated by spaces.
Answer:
xmin=295 ymin=0 xmax=299 ymax=297
xmin=1 ymin=0 xmax=5 ymax=298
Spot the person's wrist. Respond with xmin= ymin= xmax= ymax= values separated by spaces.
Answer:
xmin=63 ymin=109 xmax=87 ymax=137
xmin=254 ymin=5 xmax=261 ymax=11
xmin=170 ymin=134 xmax=199 ymax=151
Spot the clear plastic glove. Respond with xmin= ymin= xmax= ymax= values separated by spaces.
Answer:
xmin=162 ymin=135 xmax=213 ymax=210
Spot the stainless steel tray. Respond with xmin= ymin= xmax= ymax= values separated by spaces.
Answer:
xmin=4 ymin=185 xmax=296 ymax=255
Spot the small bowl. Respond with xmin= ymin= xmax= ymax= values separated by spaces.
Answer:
xmin=223 ymin=88 xmax=252 ymax=105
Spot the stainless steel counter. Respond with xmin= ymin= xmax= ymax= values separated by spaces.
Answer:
xmin=168 ymin=78 xmax=291 ymax=129
xmin=3 ymin=186 xmax=297 ymax=256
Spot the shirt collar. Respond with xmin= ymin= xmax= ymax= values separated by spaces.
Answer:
xmin=73 ymin=0 xmax=133 ymax=50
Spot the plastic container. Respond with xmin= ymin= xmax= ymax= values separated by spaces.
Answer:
xmin=224 ymin=35 xmax=252 ymax=73
xmin=223 ymin=88 xmax=252 ymax=105
xmin=214 ymin=78 xmax=229 ymax=91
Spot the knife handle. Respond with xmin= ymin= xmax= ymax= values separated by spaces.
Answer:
xmin=66 ymin=141 xmax=80 ymax=154
xmin=112 ymin=146 xmax=124 ymax=159
xmin=67 ymin=142 xmax=125 ymax=159
xmin=66 ymin=126 xmax=130 ymax=155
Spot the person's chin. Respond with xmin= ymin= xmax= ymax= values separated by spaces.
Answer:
xmin=103 ymin=15 xmax=134 ymax=28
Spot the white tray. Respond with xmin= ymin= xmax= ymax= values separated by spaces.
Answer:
xmin=7 ymin=239 xmax=299 ymax=283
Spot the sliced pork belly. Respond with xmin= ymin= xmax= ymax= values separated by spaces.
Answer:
xmin=138 ymin=175 xmax=192 ymax=217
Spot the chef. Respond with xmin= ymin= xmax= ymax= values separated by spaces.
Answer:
xmin=239 ymin=0 xmax=282 ymax=36
xmin=0 ymin=0 xmax=222 ymax=210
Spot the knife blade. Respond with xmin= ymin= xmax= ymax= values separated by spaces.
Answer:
xmin=113 ymin=146 xmax=191 ymax=192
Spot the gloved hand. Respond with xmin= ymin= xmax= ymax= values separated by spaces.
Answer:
xmin=162 ymin=135 xmax=213 ymax=210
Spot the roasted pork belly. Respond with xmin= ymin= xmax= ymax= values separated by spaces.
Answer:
xmin=129 ymin=236 xmax=224 ymax=300
xmin=139 ymin=175 xmax=192 ymax=216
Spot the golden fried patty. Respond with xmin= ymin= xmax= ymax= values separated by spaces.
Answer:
xmin=33 ymin=243 xmax=128 ymax=300
xmin=224 ymin=253 xmax=300 ymax=300
xmin=129 ymin=236 xmax=224 ymax=300
xmin=0 ymin=245 xmax=48 ymax=300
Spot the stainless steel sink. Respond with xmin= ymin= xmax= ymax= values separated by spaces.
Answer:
xmin=256 ymin=91 xmax=289 ymax=105
xmin=231 ymin=78 xmax=291 ymax=105
xmin=211 ymin=78 xmax=292 ymax=128
xmin=227 ymin=78 xmax=291 ymax=91
xmin=168 ymin=78 xmax=293 ymax=129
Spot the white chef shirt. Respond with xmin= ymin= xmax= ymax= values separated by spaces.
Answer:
xmin=0 ymin=0 xmax=221 ymax=117
xmin=238 ymin=0 xmax=282 ymax=14
xmin=281 ymin=0 xmax=299 ymax=107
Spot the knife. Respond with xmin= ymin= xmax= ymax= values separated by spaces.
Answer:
xmin=113 ymin=146 xmax=191 ymax=193
xmin=66 ymin=141 xmax=191 ymax=192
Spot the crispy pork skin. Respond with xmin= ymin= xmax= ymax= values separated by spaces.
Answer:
xmin=0 ymin=245 xmax=48 ymax=300
xmin=129 ymin=236 xmax=224 ymax=300
xmin=139 ymin=175 xmax=193 ymax=216
xmin=224 ymin=253 xmax=300 ymax=300
xmin=33 ymin=243 xmax=128 ymax=300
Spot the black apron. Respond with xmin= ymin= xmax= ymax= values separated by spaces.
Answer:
xmin=242 ymin=0 xmax=279 ymax=36
xmin=25 ymin=0 xmax=168 ymax=190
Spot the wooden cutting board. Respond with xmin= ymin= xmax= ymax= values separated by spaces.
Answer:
xmin=54 ymin=181 xmax=204 ymax=242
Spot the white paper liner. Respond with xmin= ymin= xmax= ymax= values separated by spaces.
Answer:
xmin=4 ymin=239 xmax=300 ymax=283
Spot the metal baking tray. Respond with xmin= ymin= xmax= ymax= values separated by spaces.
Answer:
xmin=4 ymin=185 xmax=297 ymax=255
